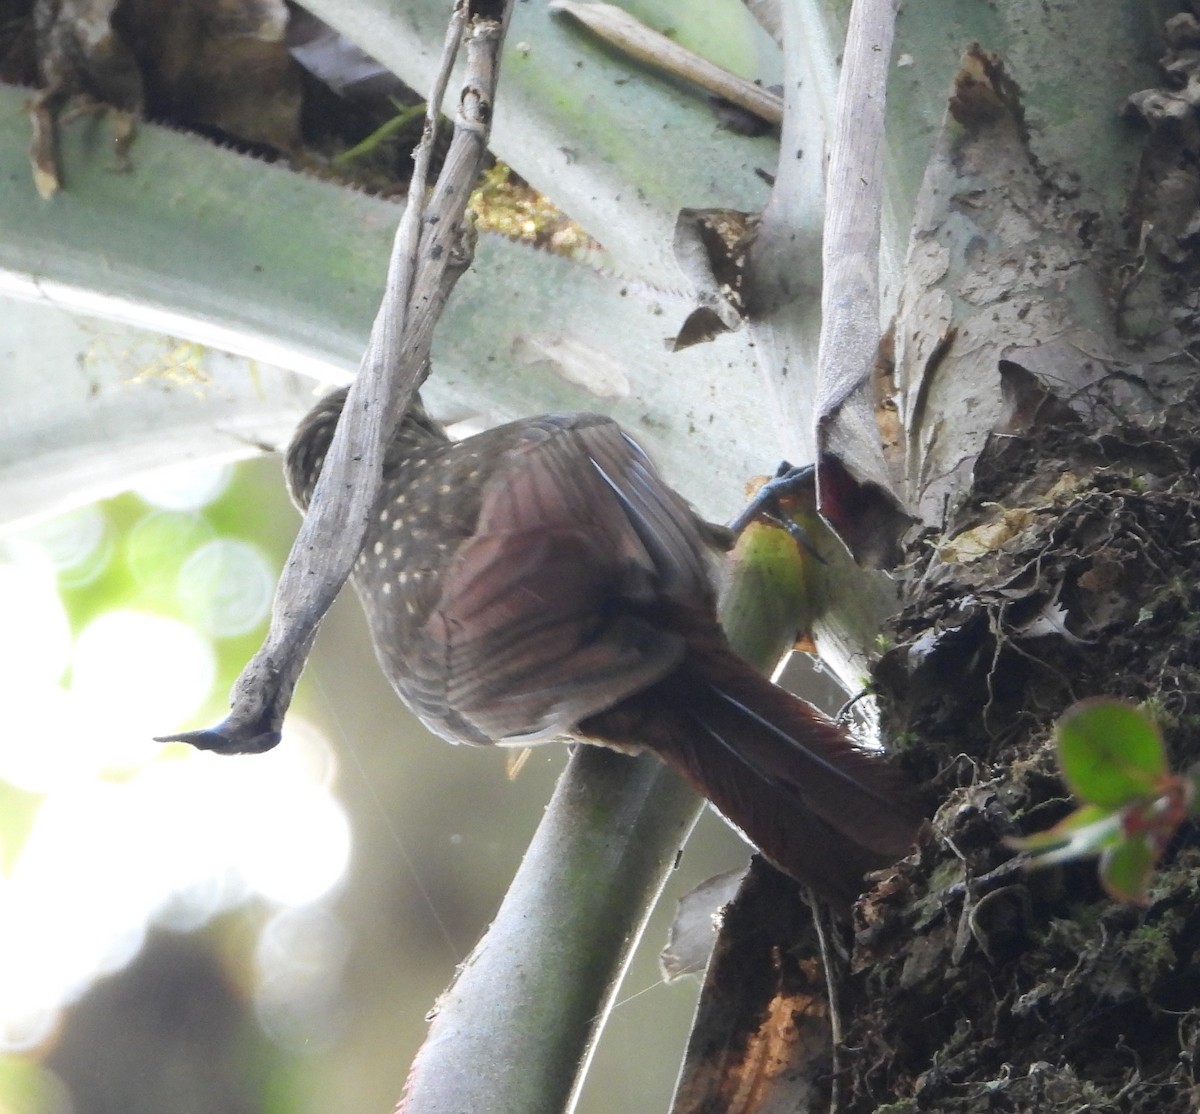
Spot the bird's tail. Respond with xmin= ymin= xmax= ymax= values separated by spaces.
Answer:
xmin=583 ymin=652 xmax=925 ymax=910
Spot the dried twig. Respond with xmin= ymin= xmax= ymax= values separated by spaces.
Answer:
xmin=549 ymin=0 xmax=782 ymax=125
xmin=161 ymin=1 xmax=515 ymax=754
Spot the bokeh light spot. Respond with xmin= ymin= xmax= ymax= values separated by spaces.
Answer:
xmin=176 ymin=539 xmax=274 ymax=638
xmin=0 ymin=719 xmax=349 ymax=1050
xmin=255 ymin=905 xmax=350 ymax=1052
xmin=125 ymin=510 xmax=215 ymax=595
xmin=20 ymin=504 xmax=111 ymax=589
xmin=70 ymin=610 xmax=215 ymax=767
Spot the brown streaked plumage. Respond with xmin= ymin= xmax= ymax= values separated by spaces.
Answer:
xmin=284 ymin=387 xmax=923 ymax=909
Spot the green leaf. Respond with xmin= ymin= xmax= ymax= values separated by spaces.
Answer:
xmin=1056 ymin=698 xmax=1167 ymax=808
xmin=1012 ymin=803 xmax=1118 ymax=853
xmin=1099 ymin=832 xmax=1158 ymax=905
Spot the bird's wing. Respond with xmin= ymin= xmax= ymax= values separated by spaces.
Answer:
xmin=406 ymin=416 xmax=711 ymax=744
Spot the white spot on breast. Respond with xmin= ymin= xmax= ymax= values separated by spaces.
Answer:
xmin=373 ymin=541 xmax=384 ymax=556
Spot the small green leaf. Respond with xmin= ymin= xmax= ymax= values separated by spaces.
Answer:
xmin=1056 ymin=699 xmax=1167 ymax=808
xmin=1099 ymin=832 xmax=1158 ymax=905
xmin=1012 ymin=803 xmax=1118 ymax=852
xmin=1038 ymin=803 xmax=1114 ymax=836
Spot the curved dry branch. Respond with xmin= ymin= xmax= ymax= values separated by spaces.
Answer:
xmin=163 ymin=2 xmax=515 ymax=754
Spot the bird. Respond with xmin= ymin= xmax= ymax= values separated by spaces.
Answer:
xmin=281 ymin=386 xmax=923 ymax=909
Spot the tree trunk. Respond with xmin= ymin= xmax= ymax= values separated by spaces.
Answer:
xmin=834 ymin=15 xmax=1200 ymax=1112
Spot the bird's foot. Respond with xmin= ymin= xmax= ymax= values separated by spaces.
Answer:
xmin=729 ymin=462 xmax=825 ymax=564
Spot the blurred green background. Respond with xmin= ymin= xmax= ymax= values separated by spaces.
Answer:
xmin=0 ymin=449 xmax=759 ymax=1114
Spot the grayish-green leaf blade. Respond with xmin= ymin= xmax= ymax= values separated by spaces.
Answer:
xmin=0 ymin=85 xmax=785 ymax=529
xmin=302 ymin=0 xmax=781 ymax=285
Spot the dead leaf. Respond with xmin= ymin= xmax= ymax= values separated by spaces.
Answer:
xmin=938 ymin=507 xmax=1034 ymax=564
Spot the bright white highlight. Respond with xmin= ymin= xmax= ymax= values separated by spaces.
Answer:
xmin=0 ymin=718 xmax=349 ymax=1052
xmin=69 ymin=610 xmax=216 ymax=772
xmin=134 ymin=462 xmax=232 ymax=511
xmin=0 ymin=504 xmax=351 ymax=1056
xmin=0 ymin=549 xmax=70 ymax=694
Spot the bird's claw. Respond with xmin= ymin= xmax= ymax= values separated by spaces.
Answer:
xmin=729 ymin=462 xmax=826 ymax=563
